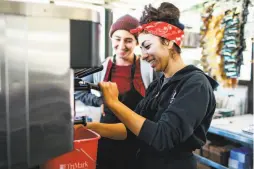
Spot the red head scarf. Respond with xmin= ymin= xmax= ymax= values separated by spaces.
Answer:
xmin=130 ymin=21 xmax=184 ymax=47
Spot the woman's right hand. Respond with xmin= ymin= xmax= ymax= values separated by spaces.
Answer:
xmin=98 ymin=82 xmax=119 ymax=108
xmin=74 ymin=124 xmax=87 ymax=130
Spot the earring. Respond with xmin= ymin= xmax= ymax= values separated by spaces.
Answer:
xmin=164 ymin=40 xmax=170 ymax=46
xmin=169 ymin=49 xmax=175 ymax=59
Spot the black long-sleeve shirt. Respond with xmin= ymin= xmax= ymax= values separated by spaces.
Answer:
xmin=128 ymin=65 xmax=218 ymax=169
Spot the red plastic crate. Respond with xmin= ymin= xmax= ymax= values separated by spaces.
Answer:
xmin=41 ymin=125 xmax=100 ymax=169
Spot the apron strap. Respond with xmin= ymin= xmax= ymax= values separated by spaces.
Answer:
xmin=130 ymin=55 xmax=136 ymax=87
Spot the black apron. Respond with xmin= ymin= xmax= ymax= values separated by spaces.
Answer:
xmin=96 ymin=55 xmax=143 ymax=169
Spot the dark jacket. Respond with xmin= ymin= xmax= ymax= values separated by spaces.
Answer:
xmin=129 ymin=65 xmax=218 ymax=169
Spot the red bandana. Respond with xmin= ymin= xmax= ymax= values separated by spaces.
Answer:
xmin=130 ymin=21 xmax=184 ymax=47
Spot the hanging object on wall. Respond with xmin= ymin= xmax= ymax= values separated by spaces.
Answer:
xmin=200 ymin=0 xmax=250 ymax=88
xmin=200 ymin=2 xmax=225 ymax=81
xmin=200 ymin=2 xmax=215 ymax=72
xmin=221 ymin=9 xmax=241 ymax=78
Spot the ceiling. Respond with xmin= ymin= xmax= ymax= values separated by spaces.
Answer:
xmin=48 ymin=0 xmax=205 ymax=30
xmin=105 ymin=0 xmax=206 ymax=11
xmin=48 ymin=0 xmax=206 ymax=11
xmin=10 ymin=0 xmax=206 ymax=12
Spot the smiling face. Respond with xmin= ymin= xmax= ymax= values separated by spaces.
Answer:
xmin=111 ymin=30 xmax=137 ymax=60
xmin=138 ymin=33 xmax=174 ymax=72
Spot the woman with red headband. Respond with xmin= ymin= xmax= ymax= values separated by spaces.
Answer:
xmin=89 ymin=3 xmax=218 ymax=169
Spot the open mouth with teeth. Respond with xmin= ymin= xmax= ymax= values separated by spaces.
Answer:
xmin=148 ymin=59 xmax=156 ymax=68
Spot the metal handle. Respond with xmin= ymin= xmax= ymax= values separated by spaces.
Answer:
xmin=75 ymin=78 xmax=100 ymax=91
xmin=78 ymin=81 xmax=100 ymax=91
xmin=74 ymin=116 xmax=87 ymax=126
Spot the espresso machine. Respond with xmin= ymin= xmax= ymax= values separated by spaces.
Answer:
xmin=0 ymin=1 xmax=101 ymax=168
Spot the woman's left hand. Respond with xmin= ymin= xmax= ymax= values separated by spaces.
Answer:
xmin=99 ymin=82 xmax=119 ymax=107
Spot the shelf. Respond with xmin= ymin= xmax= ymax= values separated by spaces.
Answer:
xmin=208 ymin=115 xmax=253 ymax=146
xmin=208 ymin=126 xmax=253 ymax=146
xmin=194 ymin=154 xmax=229 ymax=169
xmin=195 ymin=115 xmax=253 ymax=169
